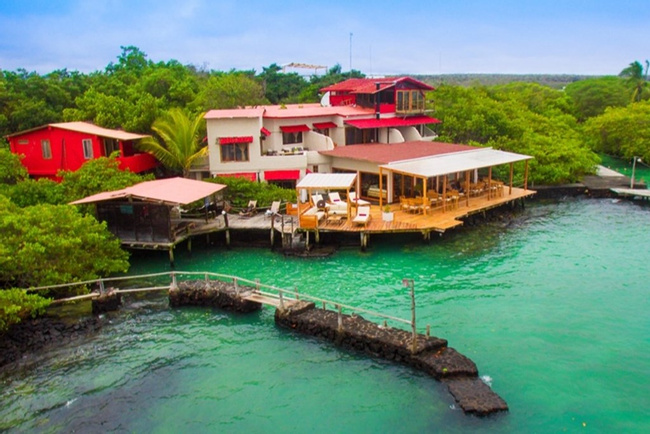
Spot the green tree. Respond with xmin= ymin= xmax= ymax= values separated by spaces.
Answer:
xmin=137 ymin=109 xmax=207 ymax=177
xmin=191 ymin=71 xmax=267 ymax=111
xmin=0 ymin=195 xmax=129 ymax=291
xmin=60 ymin=155 xmax=152 ymax=203
xmin=257 ymin=63 xmax=309 ymax=104
xmin=564 ymin=76 xmax=629 ymax=120
xmin=0 ymin=148 xmax=28 ymax=184
xmin=584 ymin=100 xmax=650 ymax=161
xmin=208 ymin=177 xmax=296 ymax=209
xmin=619 ymin=60 xmax=649 ymax=102
xmin=0 ymin=288 xmax=51 ymax=333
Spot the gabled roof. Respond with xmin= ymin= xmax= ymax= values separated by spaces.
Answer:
xmin=6 ymin=121 xmax=149 ymax=141
xmin=320 ymin=77 xmax=434 ymax=94
xmin=69 ymin=177 xmax=227 ymax=206
xmin=320 ymin=142 xmax=477 ymax=165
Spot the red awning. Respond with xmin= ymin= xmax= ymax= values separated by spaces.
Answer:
xmin=280 ymin=125 xmax=310 ymax=133
xmin=215 ymin=172 xmax=257 ymax=181
xmin=264 ymin=170 xmax=300 ymax=181
xmin=313 ymin=122 xmax=337 ymax=129
xmin=344 ymin=115 xmax=441 ymax=129
xmin=260 ymin=127 xmax=271 ymax=136
xmin=219 ymin=136 xmax=253 ymax=144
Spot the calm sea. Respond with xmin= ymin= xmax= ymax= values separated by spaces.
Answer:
xmin=1 ymin=198 xmax=649 ymax=433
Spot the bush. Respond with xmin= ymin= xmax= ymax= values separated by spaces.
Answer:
xmin=0 ymin=289 xmax=51 ymax=333
xmin=207 ymin=177 xmax=296 ymax=210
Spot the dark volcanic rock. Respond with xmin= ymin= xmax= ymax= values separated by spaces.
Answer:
xmin=445 ymin=377 xmax=509 ymax=416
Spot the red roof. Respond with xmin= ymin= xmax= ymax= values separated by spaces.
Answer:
xmin=320 ymin=77 xmax=434 ymax=94
xmin=345 ymin=115 xmax=441 ymax=129
xmin=69 ymin=177 xmax=227 ymax=206
xmin=320 ymin=142 xmax=478 ymax=165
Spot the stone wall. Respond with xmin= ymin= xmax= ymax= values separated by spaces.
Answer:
xmin=169 ymin=279 xmax=262 ymax=313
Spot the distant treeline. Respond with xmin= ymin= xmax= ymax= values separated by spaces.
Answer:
xmin=1 ymin=46 xmax=648 ymax=182
xmin=414 ymin=74 xmax=598 ymax=89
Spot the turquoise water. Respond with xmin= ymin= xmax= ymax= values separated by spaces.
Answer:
xmin=600 ymin=154 xmax=650 ymax=187
xmin=2 ymin=198 xmax=649 ymax=432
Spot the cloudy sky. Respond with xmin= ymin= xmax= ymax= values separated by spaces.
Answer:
xmin=1 ymin=0 xmax=648 ymax=76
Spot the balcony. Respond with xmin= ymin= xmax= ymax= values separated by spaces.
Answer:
xmin=117 ymin=153 xmax=158 ymax=173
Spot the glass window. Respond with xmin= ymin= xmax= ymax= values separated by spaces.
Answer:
xmin=220 ymin=142 xmax=250 ymax=162
xmin=282 ymin=132 xmax=303 ymax=145
xmin=82 ymin=139 xmax=94 ymax=159
xmin=41 ymin=139 xmax=52 ymax=159
xmin=103 ymin=138 xmax=120 ymax=156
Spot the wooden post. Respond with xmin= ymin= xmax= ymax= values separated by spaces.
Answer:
xmin=379 ymin=167 xmax=384 ymax=208
xmin=295 ymin=286 xmax=299 ymax=300
xmin=322 ymin=301 xmax=326 ymax=309
xmin=426 ymin=324 xmax=430 ymax=337
xmin=487 ymin=167 xmax=493 ymax=200
xmin=465 ymin=171 xmax=470 ymax=206
xmin=98 ymin=278 xmax=105 ymax=295
xmin=234 ymin=277 xmax=239 ymax=295
xmin=187 ymin=237 xmax=192 ymax=254
xmin=255 ymin=278 xmax=260 ymax=292
xmin=171 ymin=271 xmax=178 ymax=290
xmin=509 ymin=163 xmax=514 ymax=195
xmin=169 ymin=247 xmax=175 ymax=268
xmin=223 ymin=211 xmax=231 ymax=249
xmin=279 ymin=291 xmax=284 ymax=309
xmin=442 ymin=176 xmax=448 ymax=212
xmin=337 ymin=304 xmax=343 ymax=332
xmin=204 ymin=273 xmax=209 ymax=282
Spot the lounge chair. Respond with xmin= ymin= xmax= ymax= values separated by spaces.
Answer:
xmin=265 ymin=200 xmax=281 ymax=219
xmin=352 ymin=206 xmax=372 ymax=227
xmin=348 ymin=191 xmax=370 ymax=207
xmin=239 ymin=200 xmax=257 ymax=217
xmin=327 ymin=192 xmax=348 ymax=215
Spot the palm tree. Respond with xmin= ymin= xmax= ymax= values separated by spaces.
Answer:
xmin=138 ymin=109 xmax=207 ymax=177
xmin=619 ymin=60 xmax=649 ymax=102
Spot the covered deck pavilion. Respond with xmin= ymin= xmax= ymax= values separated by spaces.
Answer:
xmin=297 ymin=148 xmax=535 ymax=248
xmin=70 ymin=177 xmax=228 ymax=265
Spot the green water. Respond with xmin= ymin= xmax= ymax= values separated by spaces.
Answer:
xmin=2 ymin=199 xmax=649 ymax=432
xmin=600 ymin=154 xmax=650 ymax=187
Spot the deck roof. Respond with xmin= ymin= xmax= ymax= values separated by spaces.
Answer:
xmin=382 ymin=148 xmax=533 ymax=178
xmin=296 ymin=173 xmax=357 ymax=190
xmin=70 ymin=177 xmax=227 ymax=206
xmin=320 ymin=142 xmax=477 ymax=164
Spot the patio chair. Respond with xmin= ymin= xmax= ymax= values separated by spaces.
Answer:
xmin=328 ymin=192 xmax=343 ymax=204
xmin=239 ymin=200 xmax=257 ymax=217
xmin=265 ymin=200 xmax=281 ymax=219
xmin=349 ymin=191 xmax=370 ymax=207
xmin=352 ymin=206 xmax=372 ymax=227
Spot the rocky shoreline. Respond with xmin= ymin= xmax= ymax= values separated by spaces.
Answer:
xmin=0 ymin=315 xmax=104 ymax=370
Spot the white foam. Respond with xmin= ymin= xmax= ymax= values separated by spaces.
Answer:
xmin=480 ymin=375 xmax=493 ymax=386
xmin=65 ymin=397 xmax=78 ymax=407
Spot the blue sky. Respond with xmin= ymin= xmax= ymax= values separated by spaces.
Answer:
xmin=1 ymin=0 xmax=648 ymax=76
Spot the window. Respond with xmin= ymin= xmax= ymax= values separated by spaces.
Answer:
xmin=396 ymin=90 xmax=425 ymax=114
xmin=220 ymin=142 xmax=250 ymax=162
xmin=103 ymin=138 xmax=120 ymax=156
xmin=82 ymin=139 xmax=94 ymax=159
xmin=41 ymin=139 xmax=52 ymax=159
xmin=282 ymin=131 xmax=303 ymax=145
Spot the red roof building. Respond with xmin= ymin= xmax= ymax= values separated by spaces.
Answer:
xmin=6 ymin=122 xmax=158 ymax=179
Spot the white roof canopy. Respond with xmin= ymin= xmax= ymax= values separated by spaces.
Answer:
xmin=381 ymin=148 xmax=532 ymax=178
xmin=296 ymin=173 xmax=357 ymax=190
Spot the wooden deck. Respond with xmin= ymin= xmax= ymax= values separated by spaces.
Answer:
xmin=315 ymin=187 xmax=535 ymax=234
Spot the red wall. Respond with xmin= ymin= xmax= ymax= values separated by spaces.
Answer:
xmin=8 ymin=126 xmax=155 ymax=178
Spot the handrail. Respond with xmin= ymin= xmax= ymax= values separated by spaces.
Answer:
xmin=27 ymin=271 xmax=413 ymax=329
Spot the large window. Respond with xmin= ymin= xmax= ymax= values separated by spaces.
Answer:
xmin=396 ymin=90 xmax=425 ymax=114
xmin=220 ymin=142 xmax=250 ymax=162
xmin=41 ymin=139 xmax=52 ymax=159
xmin=282 ymin=131 xmax=303 ymax=145
xmin=82 ymin=139 xmax=94 ymax=159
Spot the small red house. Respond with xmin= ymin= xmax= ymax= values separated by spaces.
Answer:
xmin=6 ymin=121 xmax=158 ymax=179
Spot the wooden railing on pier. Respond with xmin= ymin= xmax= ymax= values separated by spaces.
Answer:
xmin=28 ymin=271 xmax=418 ymax=336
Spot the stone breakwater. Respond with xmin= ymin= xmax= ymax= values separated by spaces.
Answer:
xmin=174 ymin=280 xmax=508 ymax=416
